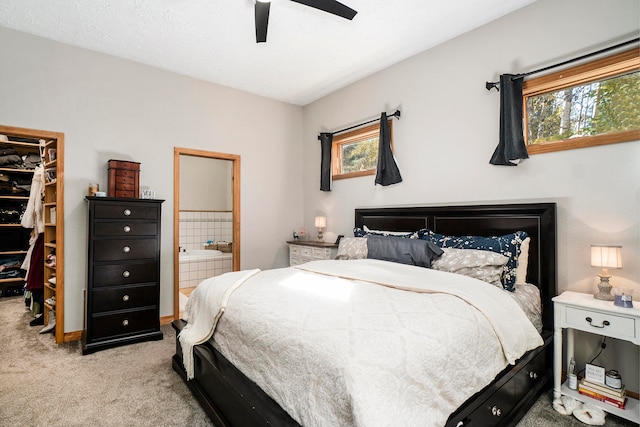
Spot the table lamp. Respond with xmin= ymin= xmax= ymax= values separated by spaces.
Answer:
xmin=315 ymin=216 xmax=326 ymax=242
xmin=590 ymin=245 xmax=622 ymax=301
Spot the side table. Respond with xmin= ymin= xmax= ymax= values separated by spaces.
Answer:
xmin=553 ymin=291 xmax=640 ymax=423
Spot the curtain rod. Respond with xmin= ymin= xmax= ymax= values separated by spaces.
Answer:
xmin=485 ymin=37 xmax=640 ymax=91
xmin=318 ymin=110 xmax=401 ymax=139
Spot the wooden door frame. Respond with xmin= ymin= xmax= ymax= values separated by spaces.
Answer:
xmin=173 ymin=147 xmax=240 ymax=320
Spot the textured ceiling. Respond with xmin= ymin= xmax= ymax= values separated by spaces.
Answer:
xmin=0 ymin=0 xmax=536 ymax=105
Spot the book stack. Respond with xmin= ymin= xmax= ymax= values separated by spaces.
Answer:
xmin=578 ymin=378 xmax=627 ymax=409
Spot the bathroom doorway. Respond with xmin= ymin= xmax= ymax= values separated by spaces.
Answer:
xmin=173 ymin=147 xmax=240 ymax=319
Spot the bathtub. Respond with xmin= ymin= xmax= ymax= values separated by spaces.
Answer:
xmin=179 ymin=249 xmax=233 ymax=289
xmin=179 ymin=249 xmax=224 ymax=261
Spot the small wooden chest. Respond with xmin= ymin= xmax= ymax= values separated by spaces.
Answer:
xmin=108 ymin=159 xmax=140 ymax=198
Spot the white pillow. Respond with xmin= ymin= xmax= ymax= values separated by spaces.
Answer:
xmin=516 ymin=237 xmax=530 ymax=284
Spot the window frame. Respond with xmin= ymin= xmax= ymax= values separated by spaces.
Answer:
xmin=331 ymin=120 xmax=393 ymax=180
xmin=523 ymin=48 xmax=640 ymax=154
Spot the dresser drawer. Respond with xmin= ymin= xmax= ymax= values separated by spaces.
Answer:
xmin=92 ymin=260 xmax=157 ymax=287
xmin=93 ymin=221 xmax=158 ymax=237
xmin=299 ymin=246 xmax=313 ymax=258
xmin=93 ymin=238 xmax=157 ymax=261
xmin=565 ymin=306 xmax=636 ymax=339
xmin=91 ymin=308 xmax=158 ymax=340
xmin=289 ymin=245 xmax=301 ymax=256
xmin=92 ymin=284 xmax=157 ymax=313
xmin=94 ymin=204 xmax=158 ymax=220
xmin=312 ymin=248 xmax=332 ymax=259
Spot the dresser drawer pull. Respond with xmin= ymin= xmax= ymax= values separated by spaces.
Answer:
xmin=491 ymin=406 xmax=502 ymax=417
xmin=122 ymin=295 xmax=130 ymax=302
xmin=123 ymin=209 xmax=131 ymax=216
xmin=122 ymin=270 xmax=130 ymax=278
xmin=529 ymin=371 xmax=538 ymax=380
xmin=122 ymin=319 xmax=129 ymax=326
xmin=123 ymin=225 xmax=131 ymax=233
xmin=123 ymin=246 xmax=131 ymax=253
xmin=586 ymin=317 xmax=610 ymax=328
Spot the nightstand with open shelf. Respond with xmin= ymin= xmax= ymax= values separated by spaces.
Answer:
xmin=553 ymin=291 xmax=640 ymax=423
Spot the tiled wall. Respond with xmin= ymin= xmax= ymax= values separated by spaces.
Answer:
xmin=179 ymin=254 xmax=233 ymax=289
xmin=179 ymin=210 xmax=233 ymax=251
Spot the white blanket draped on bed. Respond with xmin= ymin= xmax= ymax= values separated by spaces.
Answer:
xmin=180 ymin=259 xmax=543 ymax=427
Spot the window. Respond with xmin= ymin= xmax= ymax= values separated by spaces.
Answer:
xmin=332 ymin=120 xmax=392 ymax=180
xmin=523 ymin=48 xmax=639 ymax=154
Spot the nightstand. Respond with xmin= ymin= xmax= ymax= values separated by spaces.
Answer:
xmin=287 ymin=240 xmax=338 ymax=265
xmin=553 ymin=291 xmax=640 ymax=423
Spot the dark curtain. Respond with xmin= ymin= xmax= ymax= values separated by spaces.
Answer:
xmin=319 ymin=132 xmax=333 ymax=191
xmin=375 ymin=112 xmax=402 ymax=186
xmin=489 ymin=74 xmax=529 ymax=166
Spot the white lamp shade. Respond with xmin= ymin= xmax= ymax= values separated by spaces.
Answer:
xmin=314 ymin=216 xmax=326 ymax=228
xmin=590 ymin=245 xmax=622 ymax=269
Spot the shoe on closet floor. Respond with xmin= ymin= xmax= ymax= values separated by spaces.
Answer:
xmin=39 ymin=310 xmax=56 ymax=334
xmin=30 ymin=314 xmax=44 ymax=326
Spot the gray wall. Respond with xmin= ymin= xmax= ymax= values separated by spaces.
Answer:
xmin=0 ymin=26 xmax=304 ymax=332
xmin=180 ymin=156 xmax=232 ymax=211
xmin=302 ymin=0 xmax=640 ymax=391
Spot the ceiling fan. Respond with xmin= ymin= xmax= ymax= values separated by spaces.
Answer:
xmin=255 ymin=0 xmax=357 ymax=43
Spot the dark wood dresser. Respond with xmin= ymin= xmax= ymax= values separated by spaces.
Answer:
xmin=83 ymin=196 xmax=164 ymax=355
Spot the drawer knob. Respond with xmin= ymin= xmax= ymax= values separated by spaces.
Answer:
xmin=123 ymin=246 xmax=131 ymax=253
xmin=122 ymin=295 xmax=130 ymax=302
xmin=122 ymin=319 xmax=129 ymax=326
xmin=123 ymin=225 xmax=131 ymax=233
xmin=529 ymin=371 xmax=538 ymax=380
xmin=123 ymin=209 xmax=131 ymax=216
xmin=585 ymin=316 xmax=610 ymax=328
xmin=122 ymin=270 xmax=130 ymax=278
xmin=491 ymin=406 xmax=502 ymax=417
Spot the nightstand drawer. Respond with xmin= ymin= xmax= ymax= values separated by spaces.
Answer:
xmin=565 ymin=306 xmax=636 ymax=339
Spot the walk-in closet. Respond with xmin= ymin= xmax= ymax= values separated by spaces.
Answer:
xmin=0 ymin=125 xmax=64 ymax=343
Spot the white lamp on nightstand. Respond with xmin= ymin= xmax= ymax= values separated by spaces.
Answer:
xmin=590 ymin=245 xmax=622 ymax=301
xmin=315 ymin=216 xmax=326 ymax=242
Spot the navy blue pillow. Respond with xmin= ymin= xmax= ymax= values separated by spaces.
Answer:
xmin=366 ymin=235 xmax=443 ymax=268
xmin=417 ymin=229 xmax=528 ymax=291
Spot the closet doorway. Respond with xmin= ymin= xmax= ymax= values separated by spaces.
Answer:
xmin=173 ymin=148 xmax=240 ymax=320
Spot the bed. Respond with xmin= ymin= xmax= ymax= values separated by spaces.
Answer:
xmin=172 ymin=202 xmax=557 ymax=426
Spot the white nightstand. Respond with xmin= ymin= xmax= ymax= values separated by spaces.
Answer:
xmin=553 ymin=291 xmax=640 ymax=423
xmin=287 ymin=240 xmax=338 ymax=265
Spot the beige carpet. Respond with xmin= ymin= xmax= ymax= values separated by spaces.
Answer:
xmin=0 ymin=295 xmax=636 ymax=426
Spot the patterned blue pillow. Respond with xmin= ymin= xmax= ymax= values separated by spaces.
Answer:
xmin=353 ymin=226 xmax=417 ymax=238
xmin=417 ymin=229 xmax=528 ymax=291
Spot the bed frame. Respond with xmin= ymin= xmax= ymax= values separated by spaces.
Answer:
xmin=172 ymin=202 xmax=557 ymax=426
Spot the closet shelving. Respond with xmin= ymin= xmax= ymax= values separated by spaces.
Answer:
xmin=0 ymin=140 xmax=35 ymax=296
xmin=0 ymin=125 xmax=64 ymax=343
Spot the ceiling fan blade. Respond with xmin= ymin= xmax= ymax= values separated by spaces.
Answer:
xmin=290 ymin=0 xmax=357 ymax=20
xmin=255 ymin=1 xmax=271 ymax=43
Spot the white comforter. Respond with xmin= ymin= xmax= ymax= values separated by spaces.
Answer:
xmin=180 ymin=259 xmax=543 ymax=427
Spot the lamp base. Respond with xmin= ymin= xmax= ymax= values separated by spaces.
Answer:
xmin=594 ymin=276 xmax=614 ymax=301
xmin=317 ymin=228 xmax=324 ymax=242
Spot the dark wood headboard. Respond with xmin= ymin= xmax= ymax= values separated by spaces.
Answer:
xmin=355 ymin=203 xmax=557 ymax=330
